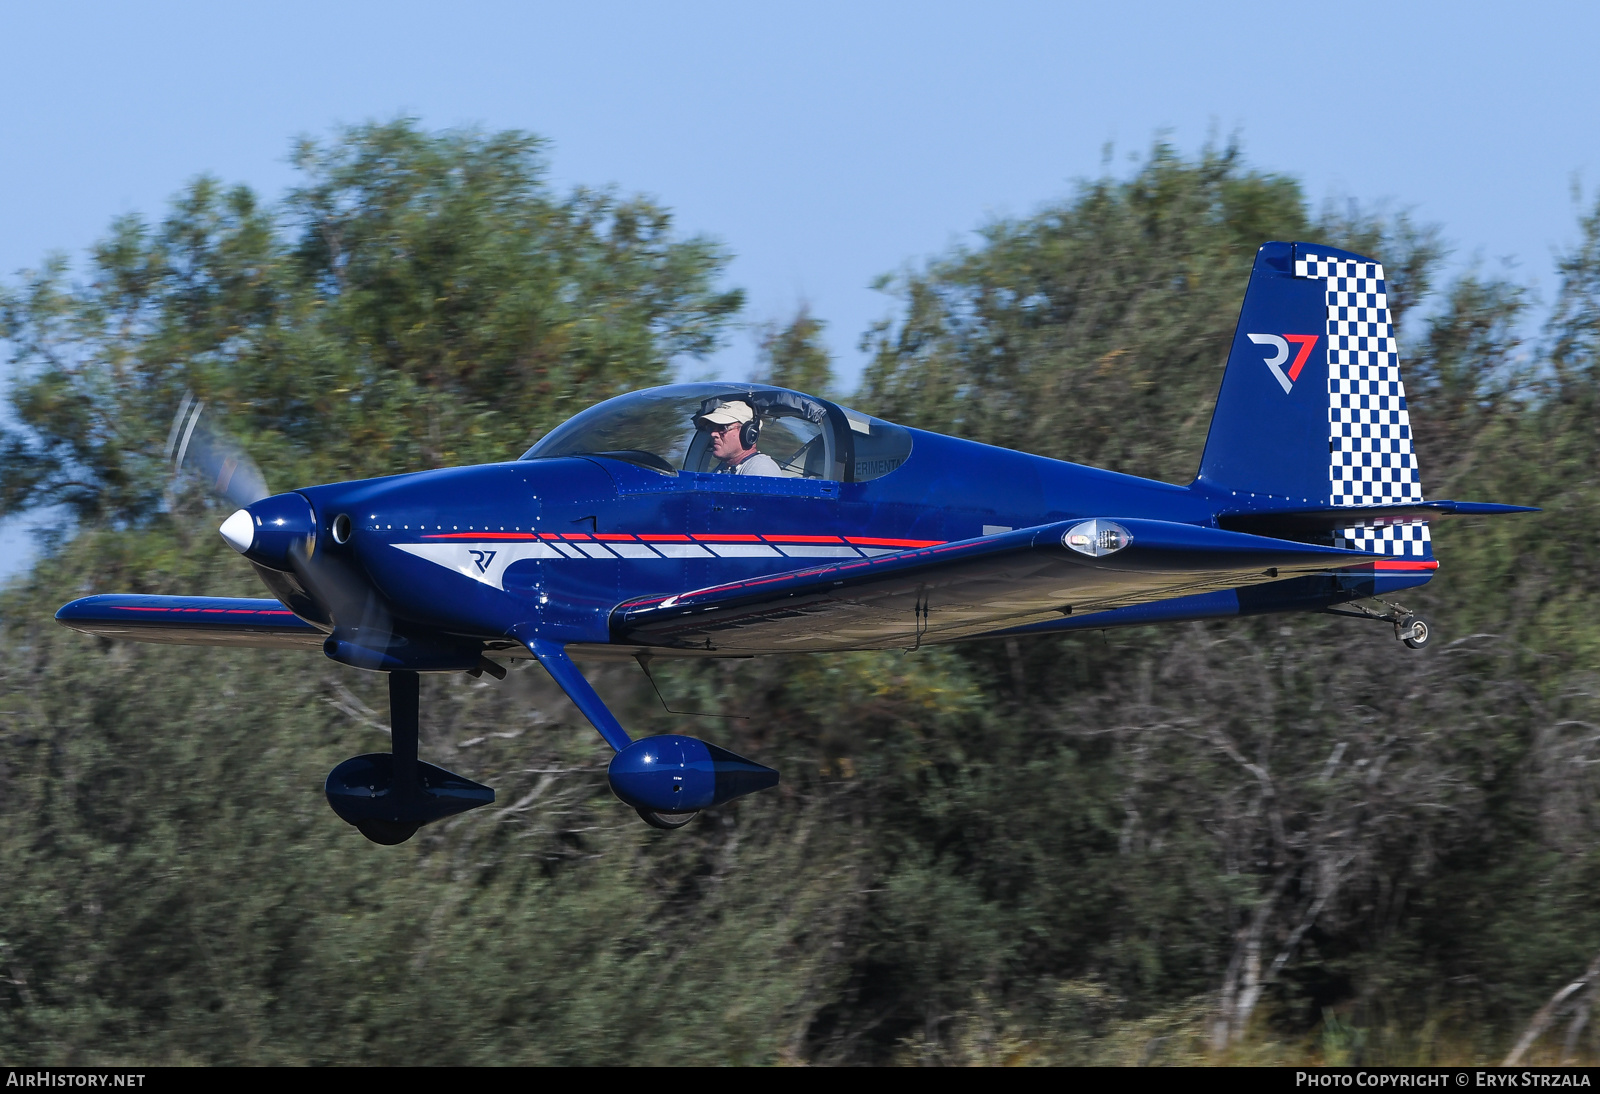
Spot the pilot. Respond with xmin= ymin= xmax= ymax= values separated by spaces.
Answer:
xmin=697 ymin=399 xmax=783 ymax=476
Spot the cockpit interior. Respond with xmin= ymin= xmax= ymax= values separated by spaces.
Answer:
xmin=521 ymin=383 xmax=913 ymax=483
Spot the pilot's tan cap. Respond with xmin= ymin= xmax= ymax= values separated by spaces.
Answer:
xmin=697 ymin=399 xmax=755 ymax=427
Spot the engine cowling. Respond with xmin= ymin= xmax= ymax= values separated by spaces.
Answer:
xmin=607 ymin=735 xmax=779 ymax=813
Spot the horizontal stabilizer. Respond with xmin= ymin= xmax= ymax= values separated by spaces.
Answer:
xmin=1219 ymin=499 xmax=1540 ymax=537
xmin=612 ymin=518 xmax=1415 ymax=654
xmin=55 ymin=594 xmax=324 ymax=649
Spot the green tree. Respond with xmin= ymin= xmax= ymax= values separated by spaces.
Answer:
xmin=755 ymin=305 xmax=834 ymax=396
xmin=0 ymin=119 xmax=743 ymax=524
xmin=856 ymin=141 xmax=1439 ymax=487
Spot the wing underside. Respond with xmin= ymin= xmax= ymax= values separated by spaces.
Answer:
xmin=611 ymin=518 xmax=1411 ymax=654
xmin=55 ymin=594 xmax=326 ymax=649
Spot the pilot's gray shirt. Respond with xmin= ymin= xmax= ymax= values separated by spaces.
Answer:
xmin=717 ymin=452 xmax=783 ymax=477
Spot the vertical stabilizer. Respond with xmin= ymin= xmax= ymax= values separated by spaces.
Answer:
xmin=1195 ymin=242 xmax=1430 ymax=557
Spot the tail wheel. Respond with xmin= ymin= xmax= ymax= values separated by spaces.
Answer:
xmin=636 ymin=807 xmax=698 ymax=830
xmin=1398 ymin=615 xmax=1431 ymax=650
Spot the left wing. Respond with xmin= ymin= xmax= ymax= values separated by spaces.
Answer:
xmin=55 ymin=594 xmax=325 ymax=649
xmin=612 ymin=518 xmax=1424 ymax=653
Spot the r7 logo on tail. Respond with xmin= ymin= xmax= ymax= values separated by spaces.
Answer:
xmin=1247 ymin=333 xmax=1320 ymax=394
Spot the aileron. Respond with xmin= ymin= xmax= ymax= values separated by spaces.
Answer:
xmin=55 ymin=594 xmax=325 ymax=650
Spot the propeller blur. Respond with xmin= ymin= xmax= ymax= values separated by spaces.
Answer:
xmin=166 ymin=392 xmax=271 ymax=509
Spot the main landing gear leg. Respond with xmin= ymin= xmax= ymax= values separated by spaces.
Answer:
xmin=356 ymin=672 xmax=424 ymax=845
xmin=520 ymin=636 xmax=777 ymax=830
xmin=524 ymin=639 xmax=703 ymax=830
xmin=1325 ymin=598 xmax=1433 ymax=650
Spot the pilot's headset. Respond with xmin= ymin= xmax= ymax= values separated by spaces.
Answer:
xmin=739 ymin=405 xmax=762 ymax=449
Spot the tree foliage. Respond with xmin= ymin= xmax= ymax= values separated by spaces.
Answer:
xmin=859 ymin=143 xmax=1440 ymax=485
xmin=755 ymin=305 xmax=834 ymax=397
xmin=0 ymin=120 xmax=742 ymax=524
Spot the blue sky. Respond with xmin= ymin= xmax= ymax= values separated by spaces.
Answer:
xmin=3 ymin=1 xmax=1598 ymax=578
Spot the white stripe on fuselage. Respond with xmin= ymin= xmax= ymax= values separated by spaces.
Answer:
xmin=393 ymin=539 xmax=887 ymax=591
xmin=393 ymin=542 xmax=563 ymax=591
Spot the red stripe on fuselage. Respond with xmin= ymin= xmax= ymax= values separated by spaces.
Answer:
xmin=844 ymin=536 xmax=944 ymax=548
xmin=422 ymin=532 xmax=538 ymax=540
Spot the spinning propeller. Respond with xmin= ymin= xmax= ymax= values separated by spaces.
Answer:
xmin=165 ymin=392 xmax=270 ymax=509
xmin=167 ymin=393 xmax=496 ymax=842
xmin=167 ymin=392 xmax=396 ymax=654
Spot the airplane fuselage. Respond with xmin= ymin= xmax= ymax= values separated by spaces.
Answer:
xmin=282 ymin=423 xmax=1428 ymax=657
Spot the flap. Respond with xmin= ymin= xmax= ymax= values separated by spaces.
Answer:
xmin=611 ymin=518 xmax=1392 ymax=654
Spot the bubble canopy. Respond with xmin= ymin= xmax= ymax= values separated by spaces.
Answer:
xmin=520 ymin=383 xmax=912 ymax=483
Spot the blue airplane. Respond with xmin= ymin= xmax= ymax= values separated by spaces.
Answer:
xmin=56 ymin=242 xmax=1535 ymax=843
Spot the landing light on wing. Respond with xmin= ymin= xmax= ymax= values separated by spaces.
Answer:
xmin=1062 ymin=519 xmax=1132 ymax=558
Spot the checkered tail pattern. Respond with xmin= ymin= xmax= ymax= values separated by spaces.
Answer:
xmin=1294 ymin=253 xmax=1429 ymax=557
